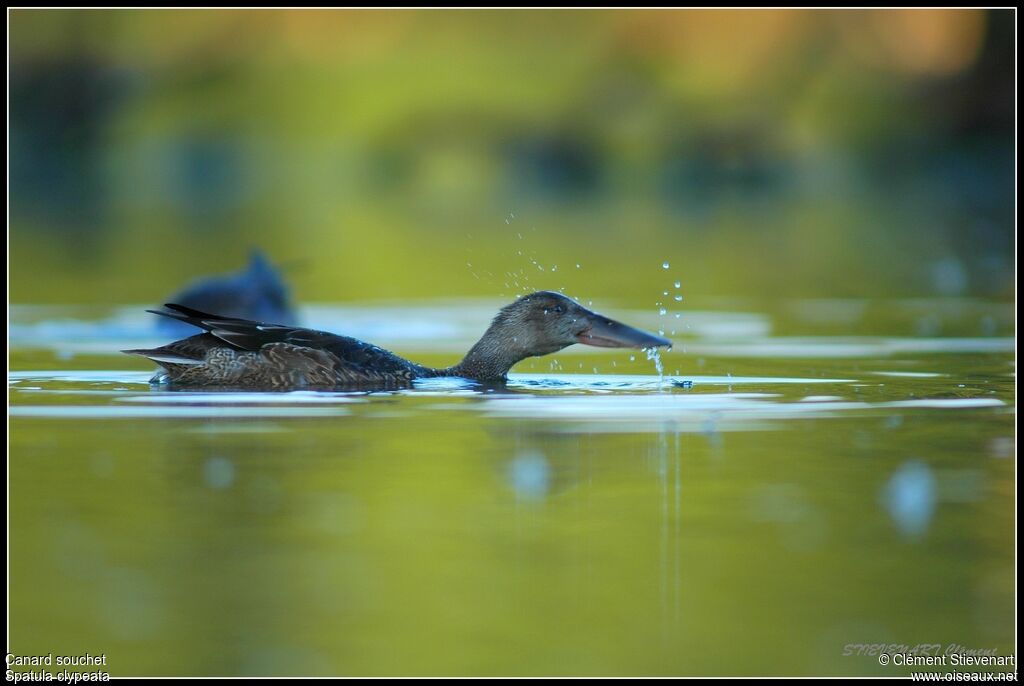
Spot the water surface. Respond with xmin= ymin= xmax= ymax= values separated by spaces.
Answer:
xmin=7 ymin=299 xmax=1016 ymax=676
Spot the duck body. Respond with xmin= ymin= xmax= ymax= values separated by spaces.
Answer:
xmin=126 ymin=291 xmax=671 ymax=391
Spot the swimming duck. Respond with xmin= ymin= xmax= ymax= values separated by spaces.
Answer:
xmin=156 ymin=249 xmax=297 ymax=336
xmin=125 ymin=291 xmax=671 ymax=390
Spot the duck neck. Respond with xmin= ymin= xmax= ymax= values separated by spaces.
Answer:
xmin=441 ymin=324 xmax=532 ymax=381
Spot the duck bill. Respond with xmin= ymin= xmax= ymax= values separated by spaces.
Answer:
xmin=576 ymin=314 xmax=672 ymax=350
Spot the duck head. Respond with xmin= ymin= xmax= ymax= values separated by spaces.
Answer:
xmin=453 ymin=291 xmax=672 ymax=380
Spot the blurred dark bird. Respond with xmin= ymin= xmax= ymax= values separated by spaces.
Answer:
xmin=156 ymin=249 xmax=297 ymax=336
xmin=126 ymin=291 xmax=671 ymax=390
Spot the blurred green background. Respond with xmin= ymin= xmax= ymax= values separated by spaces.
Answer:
xmin=9 ymin=8 xmax=1015 ymax=307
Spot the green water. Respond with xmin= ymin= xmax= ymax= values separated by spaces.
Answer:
xmin=7 ymin=300 xmax=1016 ymax=676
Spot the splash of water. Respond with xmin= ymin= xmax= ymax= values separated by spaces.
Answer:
xmin=645 ymin=346 xmax=665 ymax=387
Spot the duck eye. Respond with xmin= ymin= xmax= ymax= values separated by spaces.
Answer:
xmin=545 ymin=305 xmax=564 ymax=315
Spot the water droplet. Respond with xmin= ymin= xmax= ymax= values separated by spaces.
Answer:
xmin=659 ymin=308 xmax=667 ymax=315
xmin=662 ymin=261 xmax=670 ymax=269
xmin=674 ymin=295 xmax=683 ymax=301
xmin=674 ymin=281 xmax=681 ymax=288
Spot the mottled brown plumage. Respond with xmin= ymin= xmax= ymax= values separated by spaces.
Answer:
xmin=124 ymin=291 xmax=671 ymax=390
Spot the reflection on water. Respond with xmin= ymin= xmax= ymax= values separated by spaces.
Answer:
xmin=882 ymin=460 xmax=937 ymax=540
xmin=7 ymin=301 xmax=1016 ymax=676
xmin=507 ymin=450 xmax=551 ymax=501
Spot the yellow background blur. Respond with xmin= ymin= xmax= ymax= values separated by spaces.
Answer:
xmin=9 ymin=9 xmax=1015 ymax=306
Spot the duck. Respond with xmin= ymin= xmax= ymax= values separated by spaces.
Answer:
xmin=124 ymin=291 xmax=672 ymax=390
xmin=156 ymin=249 xmax=298 ymax=336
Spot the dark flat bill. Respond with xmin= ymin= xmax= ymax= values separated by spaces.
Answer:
xmin=576 ymin=316 xmax=672 ymax=349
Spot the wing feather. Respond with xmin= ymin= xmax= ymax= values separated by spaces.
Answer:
xmin=136 ymin=305 xmax=426 ymax=388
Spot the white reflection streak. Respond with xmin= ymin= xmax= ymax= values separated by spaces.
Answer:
xmin=674 ymin=430 xmax=682 ymax=624
xmin=660 ymin=429 xmax=668 ymax=633
xmin=658 ymin=420 xmax=684 ymax=633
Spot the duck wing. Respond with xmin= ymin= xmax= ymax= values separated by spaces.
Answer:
xmin=145 ymin=303 xmax=310 ymax=349
xmin=132 ymin=304 xmax=424 ymax=387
